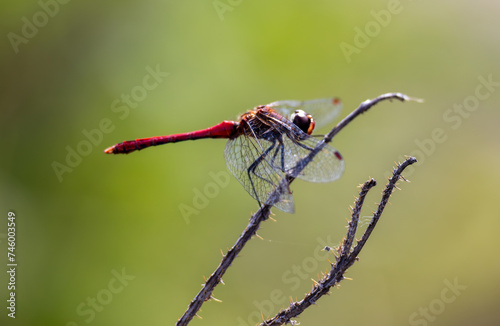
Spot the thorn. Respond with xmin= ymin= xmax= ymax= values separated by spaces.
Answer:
xmin=220 ymin=249 xmax=225 ymax=257
xmin=255 ymin=233 xmax=264 ymax=240
xmin=220 ymin=278 xmax=225 ymax=285
xmin=269 ymin=216 xmax=277 ymax=222
xmin=210 ymin=295 xmax=222 ymax=302
xmin=344 ymin=277 xmax=353 ymax=281
xmin=311 ymin=278 xmax=319 ymax=286
xmin=195 ymin=313 xmax=202 ymax=319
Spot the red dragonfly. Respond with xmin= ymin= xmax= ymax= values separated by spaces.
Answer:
xmin=105 ymin=98 xmax=345 ymax=213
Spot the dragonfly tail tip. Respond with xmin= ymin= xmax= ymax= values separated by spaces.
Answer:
xmin=104 ymin=146 xmax=115 ymax=154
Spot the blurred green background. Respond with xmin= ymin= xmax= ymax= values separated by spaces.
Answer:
xmin=1 ymin=0 xmax=499 ymax=325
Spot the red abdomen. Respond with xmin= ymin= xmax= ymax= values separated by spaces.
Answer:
xmin=105 ymin=120 xmax=237 ymax=154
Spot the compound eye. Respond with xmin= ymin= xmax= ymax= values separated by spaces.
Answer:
xmin=291 ymin=110 xmax=315 ymax=135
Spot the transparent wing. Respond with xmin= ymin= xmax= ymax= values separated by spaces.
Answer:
xmin=223 ymin=105 xmax=344 ymax=213
xmin=281 ymin=133 xmax=345 ymax=183
xmin=267 ymin=98 xmax=342 ymax=130
xmin=224 ymin=135 xmax=295 ymax=213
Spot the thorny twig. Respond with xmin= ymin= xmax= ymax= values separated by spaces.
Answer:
xmin=260 ymin=157 xmax=417 ymax=326
xmin=176 ymin=93 xmax=420 ymax=326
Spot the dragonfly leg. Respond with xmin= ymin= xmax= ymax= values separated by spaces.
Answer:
xmin=295 ymin=140 xmax=314 ymax=152
xmin=247 ymin=141 xmax=277 ymax=207
xmin=279 ymin=139 xmax=285 ymax=172
xmin=269 ymin=136 xmax=287 ymax=172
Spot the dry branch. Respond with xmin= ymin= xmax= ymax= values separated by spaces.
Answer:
xmin=176 ymin=93 xmax=420 ymax=326
xmin=260 ymin=157 xmax=417 ymax=326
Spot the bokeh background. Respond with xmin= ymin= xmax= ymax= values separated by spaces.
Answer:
xmin=1 ymin=1 xmax=499 ymax=325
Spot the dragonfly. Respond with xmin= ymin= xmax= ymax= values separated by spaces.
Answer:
xmin=105 ymin=98 xmax=345 ymax=213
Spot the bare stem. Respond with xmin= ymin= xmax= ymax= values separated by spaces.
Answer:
xmin=259 ymin=157 xmax=417 ymax=326
xmin=176 ymin=93 xmax=419 ymax=326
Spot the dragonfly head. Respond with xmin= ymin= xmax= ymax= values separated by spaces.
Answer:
xmin=291 ymin=110 xmax=315 ymax=135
